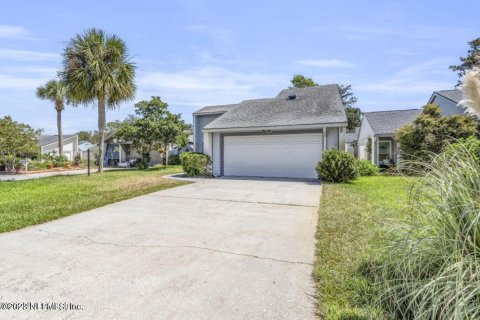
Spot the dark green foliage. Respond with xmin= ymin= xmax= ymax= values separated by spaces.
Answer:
xmin=356 ymin=159 xmax=379 ymax=176
xmin=73 ymin=154 xmax=81 ymax=166
xmin=339 ymin=84 xmax=360 ymax=130
xmin=450 ymin=38 xmax=480 ymax=86
xmin=290 ymin=74 xmax=318 ymax=88
xmin=345 ymin=106 xmax=361 ymax=130
xmin=168 ymin=155 xmax=181 ymax=165
xmin=316 ymin=149 xmax=358 ymax=182
xmin=180 ymin=152 xmax=211 ymax=177
xmin=53 ymin=155 xmax=69 ymax=167
xmin=115 ymin=96 xmax=187 ymax=167
xmin=396 ymin=104 xmax=477 ymax=161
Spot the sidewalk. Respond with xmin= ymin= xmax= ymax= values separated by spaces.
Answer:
xmin=0 ymin=167 xmax=124 ymax=181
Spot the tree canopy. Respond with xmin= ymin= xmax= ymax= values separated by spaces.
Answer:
xmin=290 ymin=74 xmax=318 ymax=88
xmin=450 ymin=38 xmax=480 ymax=86
xmin=115 ymin=96 xmax=187 ymax=167
xmin=61 ymin=28 xmax=136 ymax=172
xmin=0 ymin=116 xmax=41 ymax=170
xmin=396 ymin=104 xmax=477 ymax=161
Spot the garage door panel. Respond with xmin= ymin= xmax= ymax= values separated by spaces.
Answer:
xmin=223 ymin=133 xmax=322 ymax=179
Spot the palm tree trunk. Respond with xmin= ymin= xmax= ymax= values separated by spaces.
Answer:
xmin=165 ymin=143 xmax=169 ymax=166
xmin=97 ymin=96 xmax=106 ymax=173
xmin=57 ymin=109 xmax=63 ymax=156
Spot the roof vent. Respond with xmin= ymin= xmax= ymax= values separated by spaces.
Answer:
xmin=287 ymin=94 xmax=296 ymax=100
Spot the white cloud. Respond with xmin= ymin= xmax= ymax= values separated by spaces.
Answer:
xmin=296 ymin=59 xmax=353 ymax=68
xmin=0 ymin=49 xmax=59 ymax=61
xmin=0 ymin=25 xmax=29 ymax=38
xmin=138 ymin=67 xmax=285 ymax=107
xmin=356 ymin=59 xmax=454 ymax=94
xmin=0 ymin=75 xmax=49 ymax=89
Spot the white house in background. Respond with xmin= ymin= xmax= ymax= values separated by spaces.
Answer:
xmin=357 ymin=109 xmax=422 ymax=165
xmin=78 ymin=141 xmax=97 ymax=160
xmin=193 ymin=85 xmax=348 ymax=179
xmin=427 ymin=89 xmax=465 ymax=115
xmin=39 ymin=134 xmax=79 ymax=160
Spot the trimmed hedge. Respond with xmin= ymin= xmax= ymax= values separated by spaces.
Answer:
xmin=316 ymin=149 xmax=358 ymax=183
xmin=180 ymin=152 xmax=211 ymax=177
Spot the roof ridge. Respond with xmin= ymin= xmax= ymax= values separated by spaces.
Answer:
xmin=363 ymin=108 xmax=422 ymax=114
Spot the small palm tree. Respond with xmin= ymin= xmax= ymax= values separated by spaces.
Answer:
xmin=61 ymin=28 xmax=136 ymax=172
xmin=36 ymin=79 xmax=67 ymax=156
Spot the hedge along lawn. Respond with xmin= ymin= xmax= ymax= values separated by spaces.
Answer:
xmin=314 ymin=175 xmax=417 ymax=319
xmin=0 ymin=165 xmax=186 ymax=233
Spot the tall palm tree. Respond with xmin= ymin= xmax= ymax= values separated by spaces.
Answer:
xmin=61 ymin=28 xmax=136 ymax=172
xmin=36 ymin=79 xmax=67 ymax=156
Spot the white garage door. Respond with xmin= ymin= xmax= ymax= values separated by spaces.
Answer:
xmin=224 ymin=133 xmax=323 ymax=179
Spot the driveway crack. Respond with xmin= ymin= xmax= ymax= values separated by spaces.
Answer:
xmin=35 ymin=228 xmax=313 ymax=266
xmin=147 ymin=194 xmax=318 ymax=208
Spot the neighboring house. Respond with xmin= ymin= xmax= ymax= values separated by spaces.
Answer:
xmin=427 ymin=89 xmax=465 ymax=116
xmin=193 ymin=85 xmax=348 ymax=179
xmin=103 ymin=136 xmax=163 ymax=166
xmin=345 ymin=128 xmax=359 ymax=156
xmin=39 ymin=134 xmax=79 ymax=160
xmin=78 ymin=141 xmax=97 ymax=160
xmin=357 ymin=109 xmax=422 ymax=165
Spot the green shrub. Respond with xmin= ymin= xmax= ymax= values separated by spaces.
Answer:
xmin=27 ymin=160 xmax=49 ymax=170
xmin=168 ymin=154 xmax=181 ymax=165
xmin=373 ymin=141 xmax=480 ymax=319
xmin=356 ymin=159 xmax=380 ymax=176
xmin=73 ymin=154 xmax=81 ymax=166
xmin=316 ymin=149 xmax=358 ymax=182
xmin=180 ymin=152 xmax=211 ymax=177
xmin=53 ymin=155 xmax=69 ymax=167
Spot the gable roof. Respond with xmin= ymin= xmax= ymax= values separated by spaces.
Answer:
xmin=193 ymin=104 xmax=238 ymax=115
xmin=203 ymin=85 xmax=347 ymax=131
xmin=39 ymin=134 xmax=77 ymax=146
xmin=434 ymin=89 xmax=463 ymax=103
xmin=363 ymin=109 xmax=422 ymax=136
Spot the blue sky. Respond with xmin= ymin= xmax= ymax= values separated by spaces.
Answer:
xmin=0 ymin=0 xmax=478 ymax=134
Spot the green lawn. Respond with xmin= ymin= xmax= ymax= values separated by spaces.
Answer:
xmin=0 ymin=166 xmax=186 ymax=233
xmin=314 ymin=175 xmax=417 ymax=319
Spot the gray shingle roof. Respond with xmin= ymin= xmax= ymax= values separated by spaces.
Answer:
xmin=363 ymin=109 xmax=422 ymax=135
xmin=204 ymin=85 xmax=347 ymax=130
xmin=193 ymin=104 xmax=237 ymax=115
xmin=39 ymin=134 xmax=76 ymax=146
xmin=435 ymin=89 xmax=463 ymax=103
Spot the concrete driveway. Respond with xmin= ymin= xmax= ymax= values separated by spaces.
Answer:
xmin=0 ymin=177 xmax=321 ymax=320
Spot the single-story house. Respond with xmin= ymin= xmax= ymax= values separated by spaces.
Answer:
xmin=103 ymin=136 xmax=163 ymax=166
xmin=357 ymin=109 xmax=422 ymax=165
xmin=193 ymin=85 xmax=348 ymax=179
xmin=39 ymin=134 xmax=79 ymax=160
xmin=427 ymin=89 xmax=465 ymax=116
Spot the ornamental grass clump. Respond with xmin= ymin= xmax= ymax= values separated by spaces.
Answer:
xmin=374 ymin=141 xmax=480 ymax=319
